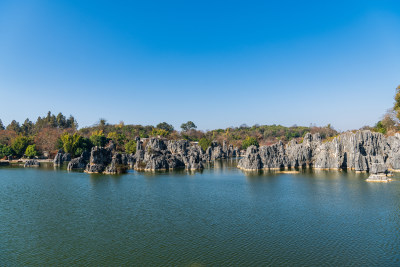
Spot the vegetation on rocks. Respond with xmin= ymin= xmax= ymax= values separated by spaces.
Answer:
xmin=1 ymin=85 xmax=399 ymax=160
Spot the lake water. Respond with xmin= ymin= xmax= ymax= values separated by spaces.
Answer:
xmin=1 ymin=160 xmax=400 ymax=266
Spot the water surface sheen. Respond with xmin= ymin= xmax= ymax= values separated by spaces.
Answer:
xmin=1 ymin=161 xmax=399 ymax=266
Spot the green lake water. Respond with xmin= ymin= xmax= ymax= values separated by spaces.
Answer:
xmin=1 ymin=160 xmax=400 ymax=266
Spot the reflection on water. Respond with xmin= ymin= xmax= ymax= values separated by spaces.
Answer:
xmin=0 ymin=161 xmax=399 ymax=266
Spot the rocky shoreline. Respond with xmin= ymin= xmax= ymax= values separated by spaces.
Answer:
xmin=53 ymin=138 xmax=240 ymax=174
xmin=238 ymin=130 xmax=399 ymax=182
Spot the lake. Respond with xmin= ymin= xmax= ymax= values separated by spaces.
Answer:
xmin=1 ymin=160 xmax=399 ymax=266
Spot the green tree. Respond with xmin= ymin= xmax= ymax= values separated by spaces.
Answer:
xmin=61 ymin=132 xmax=84 ymax=156
xmin=198 ymin=137 xmax=212 ymax=151
xmin=25 ymin=144 xmax=38 ymax=158
xmin=156 ymin=122 xmax=174 ymax=132
xmin=66 ymin=115 xmax=78 ymax=129
xmin=374 ymin=121 xmax=387 ymax=134
xmin=242 ymin=136 xmax=259 ymax=149
xmin=0 ymin=119 xmax=4 ymax=130
xmin=151 ymin=128 xmax=169 ymax=137
xmin=90 ymin=130 xmax=108 ymax=147
xmin=7 ymin=120 xmax=21 ymax=133
xmin=21 ymin=119 xmax=34 ymax=135
xmin=394 ymin=85 xmax=400 ymax=120
xmin=11 ymin=136 xmax=32 ymax=157
xmin=181 ymin=121 xmax=197 ymax=132
xmin=56 ymin=113 xmax=66 ymax=128
xmin=125 ymin=140 xmax=137 ymax=154
xmin=0 ymin=144 xmax=13 ymax=158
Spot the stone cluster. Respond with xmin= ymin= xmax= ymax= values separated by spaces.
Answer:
xmin=53 ymin=149 xmax=71 ymax=165
xmin=24 ymin=160 xmax=40 ymax=167
xmin=60 ymin=138 xmax=239 ymax=174
xmin=238 ymin=130 xmax=400 ymax=174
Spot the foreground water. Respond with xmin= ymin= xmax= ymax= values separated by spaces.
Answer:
xmin=0 ymin=160 xmax=399 ymax=266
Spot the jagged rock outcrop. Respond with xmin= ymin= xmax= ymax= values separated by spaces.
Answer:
xmin=84 ymin=142 xmax=114 ymax=173
xmin=53 ymin=149 xmax=71 ymax=165
xmin=138 ymin=138 xmax=202 ymax=171
xmin=53 ymin=150 xmax=64 ymax=165
xmin=64 ymin=137 xmax=238 ymax=174
xmin=62 ymin=153 xmax=71 ymax=162
xmin=104 ymin=153 xmax=129 ymax=174
xmin=67 ymin=151 xmax=90 ymax=171
xmin=238 ymin=130 xmax=400 ymax=173
xmin=237 ymin=146 xmax=262 ymax=171
xmin=24 ymin=160 xmax=40 ymax=167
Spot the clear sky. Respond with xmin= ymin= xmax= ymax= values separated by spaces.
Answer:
xmin=1 ymin=0 xmax=400 ymax=131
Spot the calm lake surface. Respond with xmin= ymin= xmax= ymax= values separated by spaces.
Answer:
xmin=1 ymin=160 xmax=400 ymax=266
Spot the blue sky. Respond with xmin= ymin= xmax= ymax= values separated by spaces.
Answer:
xmin=0 ymin=0 xmax=400 ymax=131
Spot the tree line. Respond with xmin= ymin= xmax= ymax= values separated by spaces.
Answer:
xmin=6 ymin=88 xmax=400 ymax=160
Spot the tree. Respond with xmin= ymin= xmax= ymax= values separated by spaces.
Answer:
xmin=11 ymin=136 xmax=32 ymax=157
xmin=66 ymin=115 xmax=78 ymax=129
xmin=0 ymin=144 xmax=13 ymax=158
xmin=151 ymin=128 xmax=169 ymax=137
xmin=90 ymin=130 xmax=108 ymax=147
xmin=6 ymin=120 xmax=21 ymax=133
xmin=21 ymin=119 xmax=34 ymax=135
xmin=60 ymin=132 xmax=85 ymax=156
xmin=25 ymin=145 xmax=38 ymax=158
xmin=125 ymin=140 xmax=137 ymax=154
xmin=198 ymin=137 xmax=212 ymax=151
xmin=156 ymin=122 xmax=174 ymax=132
xmin=181 ymin=121 xmax=197 ymax=132
xmin=0 ymin=119 xmax=4 ymax=130
xmin=34 ymin=127 xmax=62 ymax=155
xmin=374 ymin=121 xmax=387 ymax=134
xmin=394 ymin=85 xmax=400 ymax=120
xmin=97 ymin=118 xmax=107 ymax=130
xmin=242 ymin=136 xmax=259 ymax=149
xmin=56 ymin=113 xmax=67 ymax=128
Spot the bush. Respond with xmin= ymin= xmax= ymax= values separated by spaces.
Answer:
xmin=198 ymin=138 xmax=212 ymax=151
xmin=156 ymin=122 xmax=174 ymax=132
xmin=61 ymin=133 xmax=92 ymax=157
xmin=242 ymin=136 xmax=259 ymax=149
xmin=151 ymin=128 xmax=169 ymax=137
xmin=0 ymin=144 xmax=13 ymax=158
xmin=11 ymin=136 xmax=32 ymax=157
xmin=90 ymin=130 xmax=108 ymax=147
xmin=25 ymin=145 xmax=38 ymax=158
xmin=125 ymin=140 xmax=137 ymax=154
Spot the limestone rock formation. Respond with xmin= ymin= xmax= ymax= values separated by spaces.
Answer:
xmin=67 ymin=151 xmax=90 ymax=171
xmin=53 ymin=150 xmax=64 ymax=165
xmin=238 ymin=130 xmax=400 ymax=173
xmin=84 ymin=143 xmax=114 ymax=173
xmin=24 ymin=160 xmax=40 ymax=167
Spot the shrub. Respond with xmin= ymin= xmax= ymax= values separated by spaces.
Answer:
xmin=0 ymin=144 xmax=13 ymax=158
xmin=151 ymin=128 xmax=169 ymax=137
xmin=11 ymin=136 xmax=32 ymax=157
xmin=25 ymin=145 xmax=38 ymax=158
xmin=242 ymin=136 xmax=259 ymax=149
xmin=198 ymin=138 xmax=212 ymax=151
xmin=125 ymin=140 xmax=137 ymax=154
xmin=90 ymin=130 xmax=108 ymax=147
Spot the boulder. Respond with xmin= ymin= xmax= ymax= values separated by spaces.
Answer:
xmin=53 ymin=152 xmax=64 ymax=165
xmin=104 ymin=153 xmax=128 ymax=174
xmin=62 ymin=153 xmax=71 ymax=162
xmin=238 ymin=146 xmax=262 ymax=170
xmin=84 ymin=146 xmax=113 ymax=173
xmin=24 ymin=160 xmax=40 ymax=167
xmin=67 ymin=156 xmax=87 ymax=171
